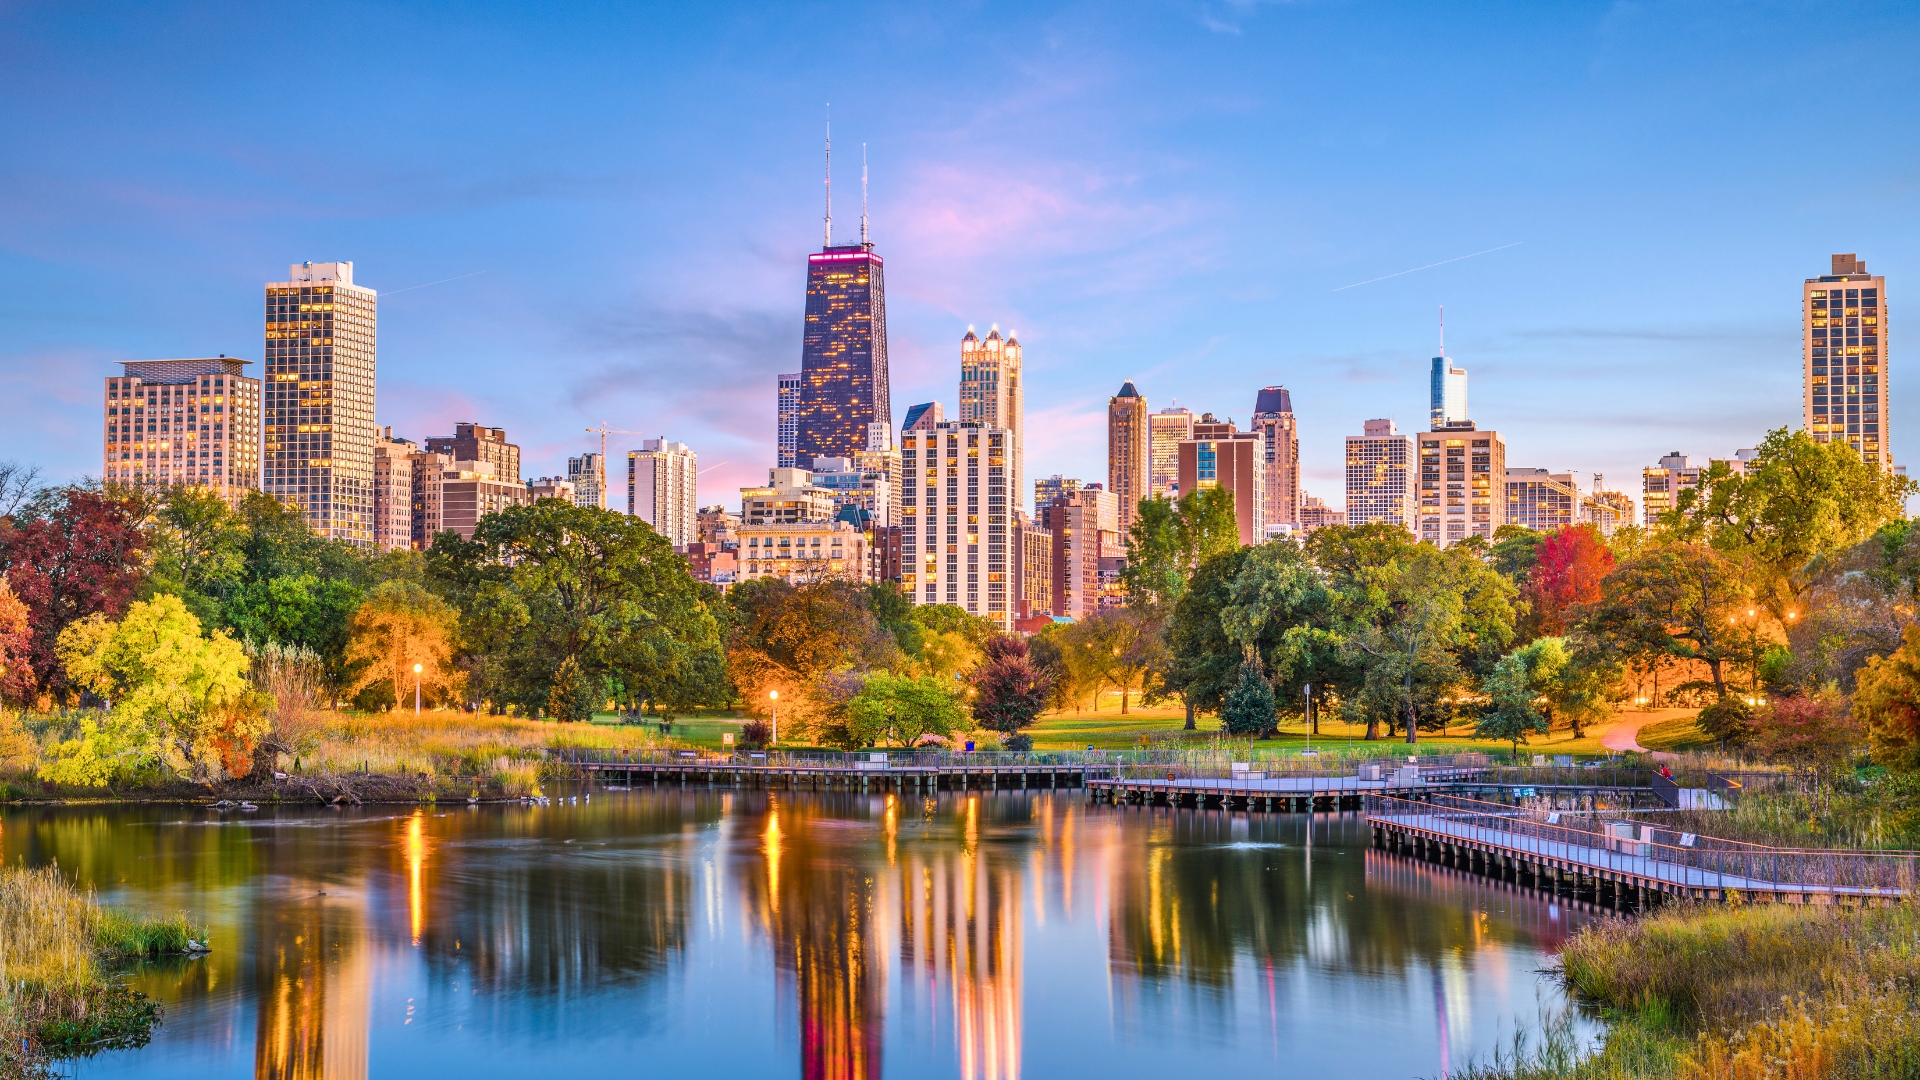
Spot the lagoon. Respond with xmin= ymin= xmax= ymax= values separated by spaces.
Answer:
xmin=5 ymin=787 xmax=1598 ymax=1079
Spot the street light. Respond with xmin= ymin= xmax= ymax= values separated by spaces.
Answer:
xmin=769 ymin=690 xmax=779 ymax=745
xmin=1303 ymin=684 xmax=1312 ymax=755
xmin=413 ymin=663 xmax=423 ymax=716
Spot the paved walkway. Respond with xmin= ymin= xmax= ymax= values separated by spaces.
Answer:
xmin=1600 ymin=709 xmax=1694 ymax=753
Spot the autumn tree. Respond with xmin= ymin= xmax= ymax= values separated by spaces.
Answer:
xmin=1853 ymin=625 xmax=1920 ymax=770
xmin=968 ymin=636 xmax=1053 ymax=747
xmin=0 ymin=486 xmax=146 ymax=697
xmin=344 ymin=581 xmax=460 ymax=711
xmin=48 ymin=594 xmax=260 ymax=784
xmin=0 ymin=575 xmax=34 ymax=705
xmin=1527 ymin=524 xmax=1615 ymax=635
xmin=720 ymin=577 xmax=900 ymax=741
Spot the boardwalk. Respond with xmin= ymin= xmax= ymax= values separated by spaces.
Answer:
xmin=1366 ymin=792 xmax=1915 ymax=906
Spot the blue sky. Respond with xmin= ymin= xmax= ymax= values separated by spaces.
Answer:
xmin=3 ymin=1 xmax=1916 ymax=514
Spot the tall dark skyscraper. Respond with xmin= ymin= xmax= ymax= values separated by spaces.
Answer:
xmin=796 ymin=126 xmax=890 ymax=466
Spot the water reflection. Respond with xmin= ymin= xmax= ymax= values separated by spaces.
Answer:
xmin=2 ymin=790 xmax=1599 ymax=1080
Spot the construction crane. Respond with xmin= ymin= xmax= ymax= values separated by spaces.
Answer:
xmin=583 ymin=423 xmax=644 ymax=510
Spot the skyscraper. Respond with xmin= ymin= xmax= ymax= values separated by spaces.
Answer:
xmin=1417 ymin=427 xmax=1507 ymax=546
xmin=1430 ymin=357 xmax=1467 ymax=430
xmin=1641 ymin=451 xmax=1701 ymax=526
xmin=1805 ymin=254 xmax=1888 ymax=468
xmin=1044 ymin=487 xmax=1118 ymax=620
xmin=629 ymin=438 xmax=698 ymax=547
xmin=795 ymin=134 xmax=889 ymax=467
xmin=1504 ymin=468 xmax=1580 ymax=531
xmin=1106 ymin=382 xmax=1149 ymax=541
xmin=1148 ymin=407 xmax=1194 ymax=501
xmin=776 ymin=372 xmax=802 ymax=469
xmin=103 ymin=357 xmax=260 ymax=498
xmin=1251 ymin=386 xmax=1300 ymax=532
xmin=262 ymin=261 xmax=377 ymax=546
xmin=1033 ymin=475 xmax=1080 ymax=512
xmin=899 ymin=421 xmax=1017 ymax=629
xmin=1345 ymin=419 xmax=1415 ymax=533
xmin=959 ymin=326 xmax=1024 ymax=514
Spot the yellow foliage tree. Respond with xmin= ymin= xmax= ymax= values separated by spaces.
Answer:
xmin=345 ymin=581 xmax=460 ymax=711
xmin=49 ymin=594 xmax=259 ymax=784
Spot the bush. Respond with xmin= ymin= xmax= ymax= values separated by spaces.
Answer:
xmin=1220 ymin=662 xmax=1274 ymax=737
xmin=1696 ymin=696 xmax=1757 ymax=746
xmin=738 ymin=721 xmax=771 ymax=750
xmin=1002 ymin=733 xmax=1032 ymax=751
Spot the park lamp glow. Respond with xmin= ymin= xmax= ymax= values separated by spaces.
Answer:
xmin=412 ymin=663 xmax=425 ymax=715
xmin=768 ymin=690 xmax=779 ymax=745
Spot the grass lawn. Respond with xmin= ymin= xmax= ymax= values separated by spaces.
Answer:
xmin=1637 ymin=714 xmax=1716 ymax=753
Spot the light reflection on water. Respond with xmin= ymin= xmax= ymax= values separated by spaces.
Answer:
xmin=1 ymin=787 xmax=1602 ymax=1079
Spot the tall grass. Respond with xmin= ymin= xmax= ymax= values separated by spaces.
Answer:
xmin=1458 ymin=902 xmax=1920 ymax=1079
xmin=0 ymin=864 xmax=196 ymax=1070
xmin=263 ymin=710 xmax=678 ymax=779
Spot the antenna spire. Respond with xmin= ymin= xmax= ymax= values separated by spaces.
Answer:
xmin=1439 ymin=305 xmax=1446 ymax=359
xmin=823 ymin=105 xmax=833 ymax=247
xmin=860 ymin=142 xmax=869 ymax=245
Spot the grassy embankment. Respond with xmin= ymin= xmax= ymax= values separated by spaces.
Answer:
xmin=0 ymin=864 xmax=200 ymax=1078
xmin=1459 ymin=901 xmax=1920 ymax=1080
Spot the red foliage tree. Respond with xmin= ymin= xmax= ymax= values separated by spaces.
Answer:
xmin=0 ymin=487 xmax=146 ymax=697
xmin=1527 ymin=523 xmax=1615 ymax=634
xmin=969 ymin=635 xmax=1054 ymax=739
xmin=0 ymin=575 xmax=34 ymax=704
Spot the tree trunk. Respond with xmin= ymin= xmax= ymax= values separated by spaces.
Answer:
xmin=1404 ymin=667 xmax=1419 ymax=744
xmin=1183 ymin=696 xmax=1195 ymax=731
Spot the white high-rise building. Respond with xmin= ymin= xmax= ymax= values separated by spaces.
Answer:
xmin=373 ymin=427 xmax=417 ymax=552
xmin=777 ymin=372 xmax=803 ymax=468
xmin=628 ymin=437 xmax=698 ymax=547
xmin=262 ymin=261 xmax=378 ymax=546
xmin=568 ymin=452 xmax=606 ymax=511
xmin=959 ymin=326 xmax=1024 ymax=514
xmin=899 ymin=421 xmax=1017 ymax=630
xmin=1345 ymin=418 xmax=1415 ymax=533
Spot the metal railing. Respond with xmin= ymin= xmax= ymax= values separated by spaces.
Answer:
xmin=1367 ymin=791 xmax=1918 ymax=895
xmin=547 ymin=747 xmax=1118 ymax=770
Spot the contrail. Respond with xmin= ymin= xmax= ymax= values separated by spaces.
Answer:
xmin=698 ymin=461 xmax=730 ymax=475
xmin=381 ymin=270 xmax=488 ymax=297
xmin=1333 ymin=243 xmax=1523 ymax=292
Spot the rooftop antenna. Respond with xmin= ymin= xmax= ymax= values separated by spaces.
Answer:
xmin=1439 ymin=305 xmax=1446 ymax=358
xmin=860 ymin=143 xmax=869 ymax=245
xmin=823 ymin=105 xmax=833 ymax=247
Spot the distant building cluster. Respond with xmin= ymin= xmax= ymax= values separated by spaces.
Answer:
xmin=98 ymin=237 xmax=1892 ymax=617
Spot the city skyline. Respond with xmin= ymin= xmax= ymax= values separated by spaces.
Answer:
xmin=5 ymin=4 xmax=1915 ymax=515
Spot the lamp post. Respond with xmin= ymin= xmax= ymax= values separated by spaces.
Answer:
xmin=1303 ymin=684 xmax=1312 ymax=755
xmin=413 ymin=663 xmax=423 ymax=716
xmin=769 ymin=690 xmax=779 ymax=745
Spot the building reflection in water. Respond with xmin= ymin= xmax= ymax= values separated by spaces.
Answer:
xmin=741 ymin=792 xmax=1037 ymax=1080
xmin=250 ymin=878 xmax=371 ymax=1080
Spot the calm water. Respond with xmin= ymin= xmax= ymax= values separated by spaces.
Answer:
xmin=4 ymin=786 xmax=1601 ymax=1079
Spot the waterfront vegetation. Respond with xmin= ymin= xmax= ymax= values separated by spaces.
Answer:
xmin=1460 ymin=901 xmax=1920 ymax=1080
xmin=0 ymin=863 xmax=200 ymax=1078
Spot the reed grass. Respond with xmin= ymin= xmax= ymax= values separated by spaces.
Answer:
xmin=1458 ymin=901 xmax=1920 ymax=1079
xmin=271 ymin=710 xmax=678 ymax=779
xmin=0 ymin=863 xmax=197 ymax=1070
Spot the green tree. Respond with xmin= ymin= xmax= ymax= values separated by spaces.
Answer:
xmin=1488 ymin=524 xmax=1545 ymax=586
xmin=1177 ymin=487 xmax=1241 ymax=568
xmin=846 ymin=671 xmax=967 ymax=748
xmin=1160 ymin=549 xmax=1250 ymax=728
xmin=1672 ymin=427 xmax=1915 ymax=623
xmin=141 ymin=485 xmax=247 ymax=624
xmin=1477 ymin=649 xmax=1551 ymax=753
xmin=48 ymin=594 xmax=259 ymax=784
xmin=1580 ymin=542 xmax=1755 ymax=701
xmin=1119 ymin=495 xmax=1186 ymax=608
xmin=1220 ymin=661 xmax=1275 ymax=737
xmin=429 ymin=500 xmax=724 ymax=719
